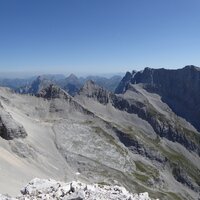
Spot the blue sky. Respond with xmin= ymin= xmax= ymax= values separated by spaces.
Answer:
xmin=0 ymin=0 xmax=200 ymax=75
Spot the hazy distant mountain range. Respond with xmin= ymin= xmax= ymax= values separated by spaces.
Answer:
xmin=0 ymin=73 xmax=123 ymax=96
xmin=0 ymin=66 xmax=200 ymax=200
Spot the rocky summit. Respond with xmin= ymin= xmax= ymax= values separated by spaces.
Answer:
xmin=0 ymin=178 xmax=157 ymax=200
xmin=0 ymin=66 xmax=200 ymax=200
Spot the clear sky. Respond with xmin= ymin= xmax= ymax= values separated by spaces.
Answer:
xmin=0 ymin=0 xmax=200 ymax=75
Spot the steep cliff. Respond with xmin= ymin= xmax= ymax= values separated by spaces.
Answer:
xmin=116 ymin=65 xmax=200 ymax=131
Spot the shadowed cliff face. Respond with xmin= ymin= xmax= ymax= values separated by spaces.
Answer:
xmin=113 ymin=72 xmax=133 ymax=94
xmin=0 ymin=102 xmax=27 ymax=140
xmin=116 ymin=65 xmax=200 ymax=132
xmin=79 ymin=80 xmax=110 ymax=105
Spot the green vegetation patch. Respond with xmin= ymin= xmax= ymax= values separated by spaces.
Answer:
xmin=135 ymin=161 xmax=159 ymax=179
xmin=162 ymin=147 xmax=200 ymax=186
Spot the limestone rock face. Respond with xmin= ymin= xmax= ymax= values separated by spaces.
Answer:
xmin=0 ymin=102 xmax=27 ymax=140
xmin=116 ymin=65 xmax=200 ymax=131
xmin=115 ymin=71 xmax=134 ymax=94
xmin=79 ymin=80 xmax=110 ymax=105
xmin=36 ymin=84 xmax=71 ymax=100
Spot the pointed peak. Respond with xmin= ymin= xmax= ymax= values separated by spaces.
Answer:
xmin=115 ymin=72 xmax=133 ymax=94
xmin=35 ymin=75 xmax=43 ymax=81
xmin=35 ymin=75 xmax=47 ymax=81
xmin=66 ymin=73 xmax=78 ymax=80
xmin=124 ymin=71 xmax=132 ymax=77
xmin=68 ymin=73 xmax=77 ymax=78
xmin=132 ymin=70 xmax=137 ymax=75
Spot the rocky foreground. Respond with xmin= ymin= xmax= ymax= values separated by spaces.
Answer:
xmin=0 ymin=178 xmax=157 ymax=200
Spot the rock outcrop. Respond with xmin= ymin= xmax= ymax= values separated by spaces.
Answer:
xmin=115 ymin=71 xmax=135 ymax=94
xmin=79 ymin=80 xmax=110 ymax=105
xmin=0 ymin=178 xmax=157 ymax=200
xmin=84 ymin=75 xmax=122 ymax=92
xmin=0 ymin=102 xmax=27 ymax=140
xmin=36 ymin=84 xmax=71 ymax=100
xmin=114 ymin=128 xmax=167 ymax=164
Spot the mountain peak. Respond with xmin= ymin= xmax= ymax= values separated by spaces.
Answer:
xmin=81 ymin=80 xmax=102 ymax=93
xmin=79 ymin=80 xmax=110 ymax=104
xmin=66 ymin=73 xmax=79 ymax=81
xmin=34 ymin=75 xmax=44 ymax=83
xmin=183 ymin=65 xmax=200 ymax=71
xmin=36 ymin=84 xmax=71 ymax=100
xmin=115 ymin=71 xmax=132 ymax=94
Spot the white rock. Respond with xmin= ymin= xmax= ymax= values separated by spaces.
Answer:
xmin=138 ymin=192 xmax=151 ymax=200
xmin=61 ymin=184 xmax=71 ymax=194
xmin=0 ymin=179 xmax=158 ymax=200
xmin=21 ymin=178 xmax=60 ymax=195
